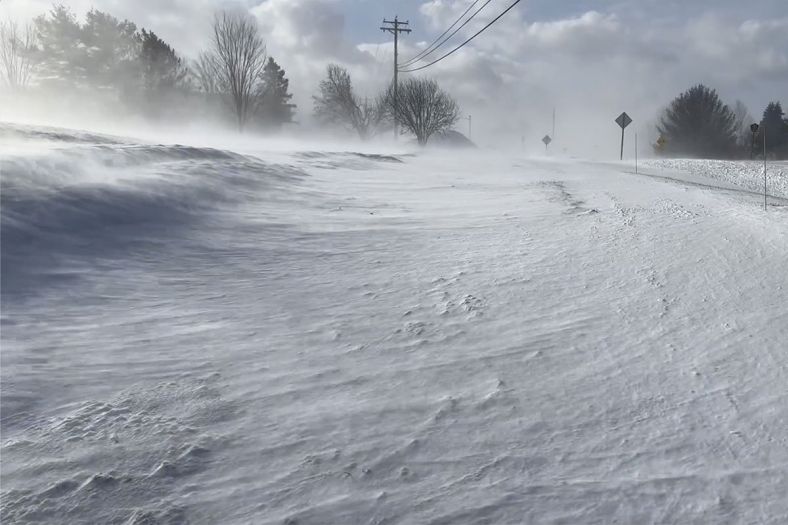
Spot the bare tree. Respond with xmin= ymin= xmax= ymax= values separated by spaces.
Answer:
xmin=313 ymin=64 xmax=387 ymax=140
xmin=385 ymin=77 xmax=459 ymax=145
xmin=357 ymin=95 xmax=390 ymax=139
xmin=0 ymin=19 xmax=35 ymax=89
xmin=203 ymin=11 xmax=267 ymax=131
xmin=731 ymin=99 xmax=755 ymax=153
xmin=193 ymin=51 xmax=221 ymax=95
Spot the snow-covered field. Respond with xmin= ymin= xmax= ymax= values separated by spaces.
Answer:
xmin=2 ymin=124 xmax=787 ymax=524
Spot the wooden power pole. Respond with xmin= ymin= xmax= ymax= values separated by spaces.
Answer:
xmin=381 ymin=16 xmax=410 ymax=140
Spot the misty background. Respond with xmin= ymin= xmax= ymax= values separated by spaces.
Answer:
xmin=1 ymin=0 xmax=787 ymax=154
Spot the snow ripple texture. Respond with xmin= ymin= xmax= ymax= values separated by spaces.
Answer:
xmin=2 ymin=123 xmax=787 ymax=524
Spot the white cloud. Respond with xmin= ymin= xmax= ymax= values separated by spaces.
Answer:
xmin=392 ymin=3 xmax=788 ymax=151
xmin=525 ymin=11 xmax=620 ymax=46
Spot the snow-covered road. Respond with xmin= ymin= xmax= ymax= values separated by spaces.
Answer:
xmin=2 ymin=126 xmax=787 ymax=524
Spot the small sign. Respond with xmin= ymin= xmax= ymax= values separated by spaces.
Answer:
xmin=750 ymin=123 xmax=760 ymax=133
xmin=615 ymin=112 xmax=632 ymax=129
xmin=542 ymin=135 xmax=552 ymax=146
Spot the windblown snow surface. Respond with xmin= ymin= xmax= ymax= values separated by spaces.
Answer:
xmin=2 ymin=123 xmax=787 ymax=524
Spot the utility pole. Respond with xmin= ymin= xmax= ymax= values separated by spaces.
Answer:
xmin=381 ymin=16 xmax=411 ymax=140
xmin=552 ymin=107 xmax=555 ymax=138
xmin=466 ymin=115 xmax=472 ymax=140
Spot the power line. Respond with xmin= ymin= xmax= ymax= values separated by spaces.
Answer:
xmin=400 ymin=0 xmax=485 ymax=67
xmin=400 ymin=0 xmax=496 ymax=68
xmin=399 ymin=0 xmax=522 ymax=73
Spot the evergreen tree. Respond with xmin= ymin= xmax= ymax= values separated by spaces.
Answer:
xmin=258 ymin=57 xmax=294 ymax=129
xmin=33 ymin=4 xmax=85 ymax=85
xmin=656 ymin=84 xmax=737 ymax=158
xmin=758 ymin=102 xmax=786 ymax=158
xmin=140 ymin=29 xmax=188 ymax=93
xmin=81 ymin=9 xmax=140 ymax=90
xmin=784 ymin=116 xmax=788 ymax=157
xmin=33 ymin=6 xmax=140 ymax=91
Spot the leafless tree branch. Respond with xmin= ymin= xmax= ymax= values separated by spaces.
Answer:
xmin=313 ymin=64 xmax=387 ymax=140
xmin=193 ymin=51 xmax=221 ymax=95
xmin=385 ymin=77 xmax=459 ymax=145
xmin=0 ymin=19 xmax=35 ymax=89
xmin=203 ymin=11 xmax=267 ymax=131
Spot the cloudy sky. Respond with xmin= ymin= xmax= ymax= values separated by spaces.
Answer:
xmin=3 ymin=0 xmax=787 ymax=152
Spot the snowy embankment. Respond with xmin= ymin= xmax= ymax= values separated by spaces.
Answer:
xmin=642 ymin=158 xmax=788 ymax=200
xmin=2 ymin=123 xmax=787 ymax=524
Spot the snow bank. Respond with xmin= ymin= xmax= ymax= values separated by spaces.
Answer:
xmin=642 ymin=158 xmax=788 ymax=199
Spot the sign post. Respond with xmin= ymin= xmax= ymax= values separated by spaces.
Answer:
xmin=615 ymin=112 xmax=632 ymax=160
xmin=764 ymin=125 xmax=767 ymax=211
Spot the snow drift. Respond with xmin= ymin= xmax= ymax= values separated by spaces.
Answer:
xmin=2 ymin=123 xmax=787 ymax=524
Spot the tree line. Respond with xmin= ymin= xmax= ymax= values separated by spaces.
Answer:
xmin=312 ymin=64 xmax=459 ymax=144
xmin=0 ymin=6 xmax=460 ymax=144
xmin=656 ymin=84 xmax=788 ymax=160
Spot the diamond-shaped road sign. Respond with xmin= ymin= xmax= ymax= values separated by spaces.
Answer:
xmin=615 ymin=112 xmax=632 ymax=160
xmin=542 ymin=135 xmax=552 ymax=146
xmin=615 ymin=112 xmax=632 ymax=129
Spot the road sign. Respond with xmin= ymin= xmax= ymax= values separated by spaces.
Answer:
xmin=615 ymin=112 xmax=632 ymax=129
xmin=750 ymin=123 xmax=760 ymax=159
xmin=615 ymin=112 xmax=632 ymax=160
xmin=542 ymin=135 xmax=552 ymax=145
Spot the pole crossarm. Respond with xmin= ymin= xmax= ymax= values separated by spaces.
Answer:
xmin=380 ymin=19 xmax=411 ymax=34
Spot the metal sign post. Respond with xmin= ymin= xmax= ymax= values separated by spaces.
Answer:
xmin=615 ymin=112 xmax=632 ymax=160
xmin=764 ymin=125 xmax=767 ymax=211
